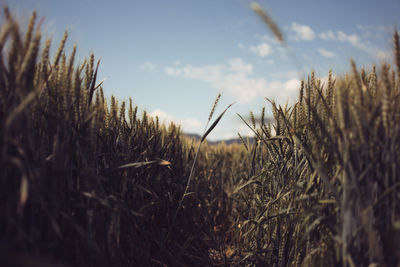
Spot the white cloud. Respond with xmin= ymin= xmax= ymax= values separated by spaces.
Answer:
xmin=229 ymin=58 xmax=253 ymax=74
xmin=318 ymin=48 xmax=336 ymax=58
xmin=174 ymin=64 xmax=224 ymax=82
xmin=220 ymin=132 xmax=238 ymax=140
xmin=284 ymin=78 xmax=301 ymax=92
xmin=268 ymin=79 xmax=300 ymax=97
xmin=270 ymin=70 xmax=299 ymax=80
xmin=165 ymin=67 xmax=182 ymax=76
xmin=356 ymin=24 xmax=389 ymax=33
xmin=165 ymin=58 xmax=300 ymax=104
xmin=249 ymin=42 xmax=272 ymax=57
xmin=290 ymin=22 xmax=315 ymax=41
xmin=337 ymin=31 xmax=364 ymax=49
xmin=335 ymin=30 xmax=390 ymax=60
xmin=375 ymin=50 xmax=391 ymax=61
xmin=319 ymin=30 xmax=335 ymax=40
xmin=238 ymin=43 xmax=245 ymax=49
xmin=237 ymin=123 xmax=255 ymax=138
xmin=150 ymin=109 xmax=203 ymax=133
xmin=259 ymin=34 xmax=282 ymax=45
xmin=140 ymin=61 xmax=156 ymax=72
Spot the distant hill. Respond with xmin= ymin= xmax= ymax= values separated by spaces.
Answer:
xmin=184 ymin=133 xmax=254 ymax=145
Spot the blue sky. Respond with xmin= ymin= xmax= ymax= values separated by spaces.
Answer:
xmin=5 ymin=0 xmax=400 ymax=140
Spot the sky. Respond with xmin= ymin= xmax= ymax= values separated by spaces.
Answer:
xmin=5 ymin=0 xmax=400 ymax=140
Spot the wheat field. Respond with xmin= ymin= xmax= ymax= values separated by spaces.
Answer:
xmin=1 ymin=6 xmax=400 ymax=267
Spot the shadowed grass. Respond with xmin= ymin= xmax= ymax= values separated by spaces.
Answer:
xmin=0 ymin=8 xmax=243 ymax=266
xmin=1 ymin=5 xmax=400 ymax=267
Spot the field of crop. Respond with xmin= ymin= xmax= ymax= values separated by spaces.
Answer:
xmin=1 ymin=6 xmax=400 ymax=267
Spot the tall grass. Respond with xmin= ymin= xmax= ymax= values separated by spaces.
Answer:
xmin=222 ymin=4 xmax=400 ymax=266
xmin=0 ymin=8 xmax=240 ymax=266
xmin=230 ymin=45 xmax=400 ymax=267
xmin=1 ymin=4 xmax=400 ymax=267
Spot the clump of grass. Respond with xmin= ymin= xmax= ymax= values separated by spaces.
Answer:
xmin=230 ymin=30 xmax=400 ymax=267
xmin=0 ymin=7 xmax=242 ymax=266
xmin=3 ymin=4 xmax=400 ymax=267
xmin=164 ymin=93 xmax=233 ymax=245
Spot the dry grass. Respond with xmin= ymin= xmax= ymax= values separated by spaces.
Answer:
xmin=1 ymin=5 xmax=400 ymax=267
xmin=0 ymin=8 xmax=240 ymax=266
xmin=230 ymin=37 xmax=400 ymax=266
